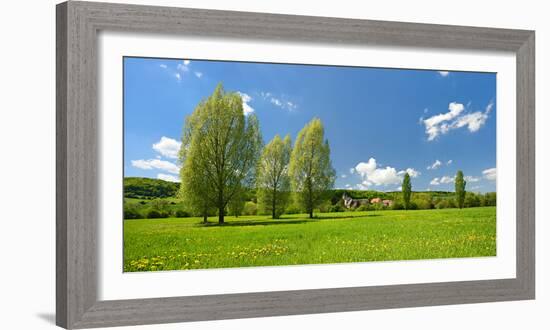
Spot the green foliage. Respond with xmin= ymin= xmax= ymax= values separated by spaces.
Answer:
xmin=175 ymin=209 xmax=191 ymax=218
xmin=402 ymin=173 xmax=412 ymax=210
xmin=243 ymin=201 xmax=258 ymax=216
xmin=328 ymin=189 xmax=406 ymax=203
xmin=146 ymin=199 xmax=171 ymax=218
xmin=124 ymin=207 xmax=496 ymax=272
xmin=124 ymin=177 xmax=179 ymax=199
xmin=464 ymin=192 xmax=481 ymax=208
xmin=146 ymin=209 xmax=169 ymax=219
xmin=123 ymin=203 xmax=142 ymax=219
xmin=256 ymin=135 xmax=292 ymax=218
xmin=412 ymin=195 xmax=434 ymax=210
xmin=228 ymin=187 xmax=246 ymax=217
xmin=179 ymin=84 xmax=263 ymax=223
xmin=483 ymin=192 xmax=497 ymax=206
xmin=123 ymin=186 xmax=494 ymax=221
xmin=284 ymin=199 xmax=303 ymax=215
xmin=331 ymin=204 xmax=345 ymax=212
xmin=455 ymin=170 xmax=467 ymax=209
xmin=355 ymin=204 xmax=369 ymax=212
xmin=289 ymin=118 xmax=336 ymax=218
xmin=435 ymin=198 xmax=457 ymax=209
xmin=317 ymin=200 xmax=333 ymax=213
xmin=391 ymin=201 xmax=404 ymax=210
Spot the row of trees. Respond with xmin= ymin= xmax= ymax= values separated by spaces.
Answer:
xmin=400 ymin=170 xmax=468 ymax=210
xmin=178 ymin=84 xmax=335 ymax=224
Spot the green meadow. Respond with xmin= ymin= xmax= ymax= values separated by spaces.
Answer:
xmin=123 ymin=206 xmax=496 ymax=272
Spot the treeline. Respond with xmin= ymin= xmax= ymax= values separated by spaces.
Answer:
xmin=123 ymin=177 xmax=497 ymax=210
xmin=124 ymin=187 xmax=497 ymax=219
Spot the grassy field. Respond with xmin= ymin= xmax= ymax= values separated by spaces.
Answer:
xmin=123 ymin=207 xmax=496 ymax=272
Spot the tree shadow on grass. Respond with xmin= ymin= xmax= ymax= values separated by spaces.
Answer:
xmin=197 ymin=213 xmax=381 ymax=227
xmin=197 ymin=219 xmax=314 ymax=227
xmin=283 ymin=213 xmax=381 ymax=220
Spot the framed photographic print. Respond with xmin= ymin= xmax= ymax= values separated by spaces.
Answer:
xmin=56 ymin=1 xmax=535 ymax=328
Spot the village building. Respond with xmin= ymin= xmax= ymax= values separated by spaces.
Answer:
xmin=370 ymin=197 xmax=382 ymax=204
xmin=342 ymin=193 xmax=369 ymax=209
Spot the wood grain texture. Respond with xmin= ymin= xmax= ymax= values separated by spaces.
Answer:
xmin=56 ymin=1 xmax=535 ymax=328
xmin=56 ymin=3 xmax=68 ymax=328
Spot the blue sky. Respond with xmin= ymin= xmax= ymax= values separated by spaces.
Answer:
xmin=124 ymin=57 xmax=497 ymax=192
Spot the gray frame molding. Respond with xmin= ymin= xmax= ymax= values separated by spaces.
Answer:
xmin=56 ymin=1 xmax=535 ymax=328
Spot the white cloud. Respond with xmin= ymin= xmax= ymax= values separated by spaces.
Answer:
xmin=483 ymin=167 xmax=497 ymax=180
xmin=152 ymin=136 xmax=181 ymax=159
xmin=398 ymin=168 xmax=420 ymax=178
xmin=423 ymin=102 xmax=465 ymax=141
xmin=465 ymin=175 xmax=481 ymax=183
xmin=271 ymin=98 xmax=282 ymax=107
xmin=261 ymin=92 xmax=297 ymax=111
xmin=440 ymin=176 xmax=454 ymax=184
xmin=341 ymin=174 xmax=347 ymax=179
xmin=430 ymin=175 xmax=455 ymax=185
xmin=285 ymin=101 xmax=297 ymax=111
xmin=161 ymin=60 xmax=200 ymax=81
xmin=430 ymin=178 xmax=440 ymax=185
xmin=354 ymin=158 xmax=419 ymax=187
xmin=427 ymin=159 xmax=453 ymax=170
xmin=438 ymin=71 xmax=450 ymax=77
xmin=427 ymin=160 xmax=442 ymax=170
xmin=451 ymin=111 xmax=489 ymax=133
xmin=349 ymin=168 xmax=355 ymax=174
xmin=237 ymin=92 xmax=255 ymax=116
xmin=422 ymin=101 xmax=493 ymax=141
xmin=157 ymin=173 xmax=180 ymax=182
xmin=131 ymin=159 xmax=180 ymax=174
xmin=176 ymin=60 xmax=191 ymax=74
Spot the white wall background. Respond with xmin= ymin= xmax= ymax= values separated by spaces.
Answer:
xmin=0 ymin=0 xmax=547 ymax=329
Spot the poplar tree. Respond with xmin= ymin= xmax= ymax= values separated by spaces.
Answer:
xmin=402 ymin=173 xmax=412 ymax=210
xmin=455 ymin=170 xmax=467 ymax=209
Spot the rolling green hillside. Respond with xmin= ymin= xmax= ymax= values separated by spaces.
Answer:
xmin=124 ymin=177 xmax=179 ymax=199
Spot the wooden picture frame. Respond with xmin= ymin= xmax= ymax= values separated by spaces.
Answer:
xmin=56 ymin=1 xmax=535 ymax=328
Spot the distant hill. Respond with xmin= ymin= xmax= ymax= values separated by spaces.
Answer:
xmin=124 ymin=177 xmax=180 ymax=199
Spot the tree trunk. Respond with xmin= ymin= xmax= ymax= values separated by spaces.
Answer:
xmin=218 ymin=208 xmax=225 ymax=224
xmin=272 ymin=188 xmax=277 ymax=219
xmin=202 ymin=205 xmax=208 ymax=223
xmin=309 ymin=208 xmax=313 ymax=219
